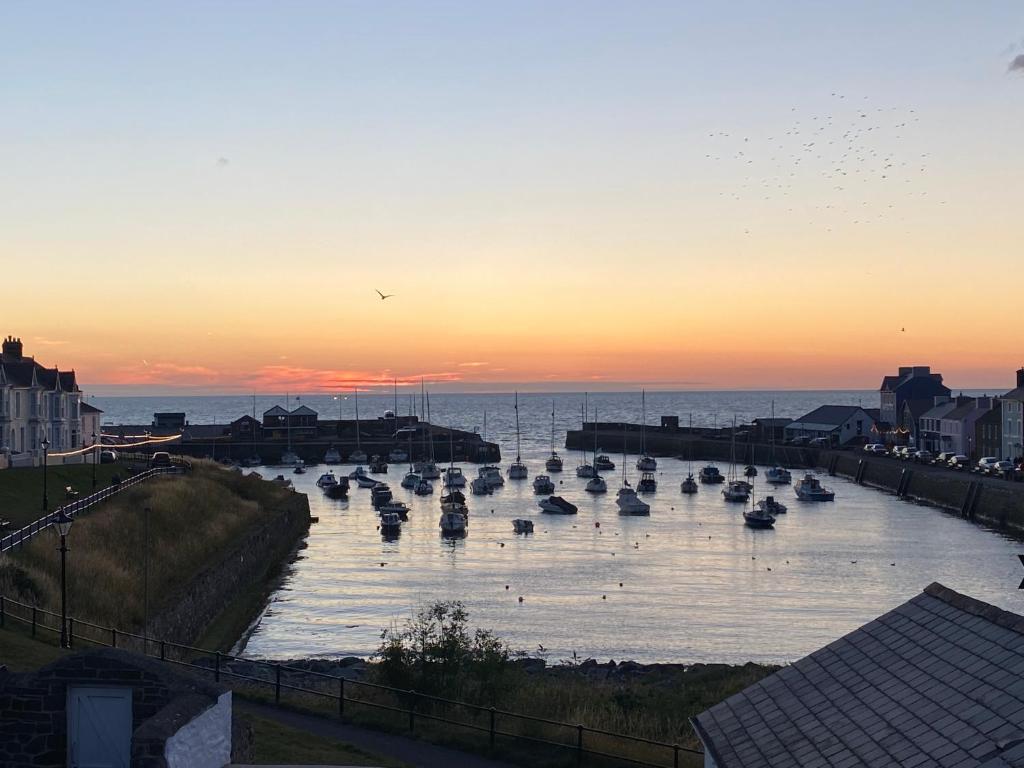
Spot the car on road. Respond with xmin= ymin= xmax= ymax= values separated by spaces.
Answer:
xmin=150 ymin=451 xmax=172 ymax=468
xmin=864 ymin=443 xmax=886 ymax=454
xmin=949 ymin=454 xmax=971 ymax=469
xmin=935 ymin=451 xmax=957 ymax=466
xmin=977 ymin=457 xmax=1001 ymax=473
xmin=993 ymin=460 xmax=1015 ymax=474
xmin=809 ymin=437 xmax=831 ymax=448
xmin=913 ymin=450 xmax=933 ymax=462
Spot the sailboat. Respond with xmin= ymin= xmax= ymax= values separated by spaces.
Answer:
xmin=636 ymin=390 xmax=657 ymax=471
xmin=418 ymin=387 xmax=441 ymax=479
xmin=585 ymin=404 xmax=607 ymax=493
xmin=477 ymin=412 xmax=504 ymax=488
xmin=681 ymin=413 xmax=698 ymax=494
xmin=439 ymin=426 xmax=469 ymax=536
xmin=545 ymin=401 xmax=563 ymax=472
xmin=280 ymin=393 xmax=301 ymax=466
xmin=616 ymin=423 xmax=650 ymax=515
xmin=388 ymin=379 xmax=408 ymax=462
xmin=349 ymin=387 xmax=368 ymax=463
xmin=576 ymin=394 xmax=595 ymax=478
xmin=722 ymin=417 xmax=750 ymax=502
xmin=507 ymin=392 xmax=528 ymax=479
xmin=764 ymin=401 xmax=792 ymax=485
xmin=401 ymin=429 xmax=420 ymax=489
xmin=743 ymin=479 xmax=776 ymax=529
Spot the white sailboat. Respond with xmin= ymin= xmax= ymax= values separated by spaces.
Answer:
xmin=636 ymin=390 xmax=657 ymax=471
xmin=418 ymin=387 xmax=441 ymax=479
xmin=508 ymin=392 xmax=528 ymax=479
xmin=349 ymin=387 xmax=368 ymax=463
xmin=439 ymin=427 xmax=469 ymax=536
xmin=616 ymin=423 xmax=650 ymax=515
xmin=576 ymin=394 xmax=595 ymax=478
xmin=681 ymin=413 xmax=698 ymax=494
xmin=722 ymin=417 xmax=750 ymax=502
xmin=584 ymin=403 xmax=606 ymax=493
xmin=545 ymin=401 xmax=563 ymax=472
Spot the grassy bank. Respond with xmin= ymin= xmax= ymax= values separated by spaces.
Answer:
xmin=0 ymin=461 xmax=300 ymax=636
xmin=0 ymin=460 xmax=134 ymax=529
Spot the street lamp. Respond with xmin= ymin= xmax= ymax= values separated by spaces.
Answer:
xmin=41 ymin=436 xmax=50 ymax=511
xmin=91 ymin=431 xmax=98 ymax=489
xmin=55 ymin=508 xmax=73 ymax=648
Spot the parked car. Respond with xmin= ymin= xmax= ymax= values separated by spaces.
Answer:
xmin=949 ymin=454 xmax=971 ymax=469
xmin=869 ymin=444 xmax=888 ymax=454
xmin=993 ymin=460 xmax=1014 ymax=475
xmin=809 ymin=437 xmax=830 ymax=448
xmin=99 ymin=449 xmax=118 ymax=464
xmin=935 ymin=451 xmax=957 ymax=465
xmin=896 ymin=447 xmax=913 ymax=459
xmin=977 ymin=457 xmax=1001 ymax=473
xmin=913 ymin=450 xmax=933 ymax=462
xmin=790 ymin=435 xmax=810 ymax=446
xmin=150 ymin=451 xmax=172 ymax=468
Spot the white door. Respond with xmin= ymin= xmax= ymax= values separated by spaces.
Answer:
xmin=68 ymin=687 xmax=132 ymax=768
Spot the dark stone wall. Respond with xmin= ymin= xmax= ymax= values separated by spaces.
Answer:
xmin=148 ymin=492 xmax=310 ymax=646
xmin=0 ymin=648 xmax=225 ymax=768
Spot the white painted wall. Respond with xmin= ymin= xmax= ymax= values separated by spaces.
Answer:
xmin=163 ymin=691 xmax=232 ymax=768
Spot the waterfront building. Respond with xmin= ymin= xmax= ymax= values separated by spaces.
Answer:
xmin=939 ymin=396 xmax=996 ymax=457
xmin=81 ymin=402 xmax=102 ymax=445
xmin=783 ymin=405 xmax=874 ymax=446
xmin=918 ymin=396 xmax=956 ymax=453
xmin=691 ymin=583 xmax=1024 ymax=768
xmin=751 ymin=417 xmax=791 ymax=444
xmin=878 ymin=366 xmax=951 ymax=442
xmin=261 ymin=404 xmax=318 ymax=439
xmin=975 ymin=402 xmax=1002 ymax=459
xmin=0 ymin=335 xmax=82 ymax=456
xmin=230 ymin=414 xmax=263 ymax=441
xmin=897 ymin=398 xmax=933 ymax=447
xmin=1001 ymin=368 xmax=1024 ymax=462
xmin=153 ymin=412 xmax=187 ymax=429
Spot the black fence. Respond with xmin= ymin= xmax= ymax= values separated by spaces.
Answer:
xmin=0 ymin=455 xmax=191 ymax=553
xmin=0 ymin=596 xmax=702 ymax=768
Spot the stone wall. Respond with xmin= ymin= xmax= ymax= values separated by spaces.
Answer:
xmin=0 ymin=648 xmax=227 ymax=768
xmin=148 ymin=492 xmax=310 ymax=646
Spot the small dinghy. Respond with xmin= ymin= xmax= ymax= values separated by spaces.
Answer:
xmin=538 ymin=495 xmax=578 ymax=515
xmin=512 ymin=518 xmax=534 ymax=534
xmin=316 ymin=472 xmax=339 ymax=488
xmin=370 ymin=483 xmax=393 ymax=507
xmin=325 ymin=483 xmax=349 ymax=500
xmin=414 ymin=478 xmax=434 ymax=495
xmin=379 ymin=511 xmax=402 ymax=536
xmin=355 ymin=474 xmax=378 ymax=489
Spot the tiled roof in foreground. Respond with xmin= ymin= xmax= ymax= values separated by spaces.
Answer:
xmin=692 ymin=583 xmax=1024 ymax=768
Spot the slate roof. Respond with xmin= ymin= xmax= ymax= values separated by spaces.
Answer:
xmin=1003 ymin=387 xmax=1024 ymax=402
xmin=80 ymin=402 xmax=103 ymax=414
xmin=0 ymin=360 xmax=77 ymax=391
xmin=921 ymin=400 xmax=958 ymax=422
xmin=291 ymin=405 xmax=318 ymax=416
xmin=263 ymin=405 xmax=289 ymax=417
xmin=943 ymin=400 xmax=980 ymax=422
xmin=692 ymin=583 xmax=1024 ymax=768
xmin=786 ymin=405 xmax=866 ymax=430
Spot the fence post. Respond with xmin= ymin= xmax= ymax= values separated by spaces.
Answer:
xmin=338 ymin=677 xmax=345 ymax=718
xmin=673 ymin=744 xmax=680 ymax=768
xmin=275 ymin=664 xmax=281 ymax=704
xmin=576 ymin=724 xmax=583 ymax=766
xmin=489 ymin=706 xmax=496 ymax=749
xmin=67 ymin=618 xmax=73 ymax=649
xmin=112 ymin=627 xmax=117 ymax=648
xmin=1 ymin=596 xmax=5 ymax=629
xmin=408 ymin=690 xmax=416 ymax=732
xmin=160 ymin=640 xmax=166 ymax=661
xmin=215 ymin=652 xmax=221 ymax=682
xmin=31 ymin=605 xmax=36 ymax=638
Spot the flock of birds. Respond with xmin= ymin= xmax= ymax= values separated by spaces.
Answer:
xmin=703 ymin=93 xmax=943 ymax=235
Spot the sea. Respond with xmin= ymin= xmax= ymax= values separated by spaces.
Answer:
xmin=92 ymin=390 xmax=1024 ymax=665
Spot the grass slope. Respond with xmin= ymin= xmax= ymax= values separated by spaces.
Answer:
xmin=0 ymin=461 xmax=299 ymax=634
xmin=0 ymin=461 xmax=133 ymax=529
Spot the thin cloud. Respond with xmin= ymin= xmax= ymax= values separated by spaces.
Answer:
xmin=457 ymin=361 xmax=489 ymax=367
xmin=1008 ymin=54 xmax=1024 ymax=73
xmin=32 ymin=336 xmax=69 ymax=346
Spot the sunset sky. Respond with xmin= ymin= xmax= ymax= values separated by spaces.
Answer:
xmin=3 ymin=2 xmax=1023 ymax=394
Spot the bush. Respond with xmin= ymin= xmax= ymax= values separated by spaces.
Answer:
xmin=373 ymin=600 xmax=518 ymax=698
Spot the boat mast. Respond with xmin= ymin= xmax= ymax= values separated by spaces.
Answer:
xmin=550 ymin=400 xmax=555 ymax=456
xmin=394 ymin=378 xmax=398 ymax=436
xmin=688 ymin=413 xmax=693 ymax=475
xmin=593 ymin=403 xmax=599 ymax=478
xmin=514 ymin=392 xmax=522 ymax=462
xmin=354 ymin=387 xmax=360 ymax=453
xmin=426 ymin=390 xmax=434 ymax=462
xmin=770 ymin=399 xmax=776 ymax=465
xmin=621 ymin=422 xmax=627 ymax=487
xmin=641 ymin=390 xmax=647 ymax=456
xmin=286 ymin=391 xmax=292 ymax=451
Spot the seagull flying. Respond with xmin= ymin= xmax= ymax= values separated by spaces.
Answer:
xmin=376 ymin=290 xmax=395 ymax=301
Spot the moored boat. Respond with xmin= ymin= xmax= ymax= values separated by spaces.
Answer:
xmin=325 ymin=482 xmax=348 ymax=499
xmin=616 ymin=486 xmax=651 ymax=515
xmin=756 ymin=495 xmax=787 ymax=515
xmin=369 ymin=455 xmax=388 ymax=473
xmin=316 ymin=471 xmax=339 ymax=488
xmin=508 ymin=395 xmax=529 ymax=479
xmin=379 ymin=511 xmax=402 ymax=536
xmin=538 ymin=496 xmax=578 ymax=514
xmin=743 ymin=506 xmax=775 ymax=529
xmin=443 ymin=467 xmax=466 ymax=488
xmin=594 ymin=455 xmax=615 ymax=471
xmin=722 ymin=479 xmax=750 ymax=502
xmin=414 ymin=478 xmax=434 ymax=495
xmin=401 ymin=472 xmax=420 ymax=489
xmin=681 ymin=474 xmax=699 ymax=494
xmin=532 ymin=475 xmax=555 ymax=494
xmin=764 ymin=466 xmax=792 ymax=485
xmin=794 ymin=473 xmax=835 ymax=501
xmin=370 ymin=483 xmax=393 ymax=506
xmin=585 ymin=474 xmax=607 ymax=493
xmin=378 ymin=500 xmax=410 ymax=520
xmin=744 ymin=465 xmax=758 ymax=477
xmin=470 ymin=476 xmax=492 ymax=495
xmin=699 ymin=465 xmax=724 ymax=484
xmin=355 ymin=474 xmax=378 ymax=488
xmin=388 ymin=448 xmax=408 ymax=463
xmin=439 ymin=510 xmax=468 ymax=536
xmin=546 ymin=400 xmax=563 ymax=471
xmin=323 ymin=446 xmax=342 ymax=465
xmin=637 ymin=471 xmax=657 ymax=494
xmin=512 ymin=518 xmax=534 ymax=533
xmin=281 ymin=449 xmax=302 ymax=466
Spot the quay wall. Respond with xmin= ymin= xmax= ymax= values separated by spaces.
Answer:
xmin=169 ymin=437 xmax=500 ymax=465
xmin=148 ymin=489 xmax=311 ymax=645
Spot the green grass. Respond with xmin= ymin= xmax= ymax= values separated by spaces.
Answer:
xmin=245 ymin=713 xmax=407 ymax=766
xmin=0 ymin=460 xmax=134 ymax=529
xmin=0 ymin=623 xmax=67 ymax=671
xmin=0 ymin=461 xmax=302 ymax=635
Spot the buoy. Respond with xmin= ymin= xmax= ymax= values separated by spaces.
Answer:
xmin=380 ymin=562 xmax=385 ymax=567
xmin=500 ymin=542 xmax=505 ymax=548
xmin=602 ymin=595 xmax=606 ymax=600
xmin=619 ymin=582 xmax=623 ymax=587
xmin=595 ymin=521 xmax=600 ymax=528
xmin=505 ymin=585 xmax=509 ymax=590
xmin=518 ymin=596 xmax=524 ymax=603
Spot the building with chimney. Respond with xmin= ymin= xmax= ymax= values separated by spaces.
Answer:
xmin=0 ymin=335 xmax=83 ymax=456
xmin=878 ymin=366 xmax=951 ymax=441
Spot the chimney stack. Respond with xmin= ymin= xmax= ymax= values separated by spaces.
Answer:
xmin=1 ymin=336 xmax=23 ymax=361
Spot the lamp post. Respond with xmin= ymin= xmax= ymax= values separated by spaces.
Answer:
xmin=41 ymin=436 xmax=50 ymax=511
xmin=91 ymin=431 xmax=97 ymax=489
xmin=55 ymin=508 xmax=73 ymax=648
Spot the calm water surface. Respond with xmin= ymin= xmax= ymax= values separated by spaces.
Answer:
xmin=241 ymin=449 xmax=1023 ymax=665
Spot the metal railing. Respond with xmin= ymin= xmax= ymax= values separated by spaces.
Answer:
xmin=0 ymin=457 xmax=191 ymax=554
xmin=0 ymin=595 xmax=702 ymax=768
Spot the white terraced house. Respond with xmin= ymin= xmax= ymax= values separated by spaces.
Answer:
xmin=0 ymin=335 xmax=83 ymax=460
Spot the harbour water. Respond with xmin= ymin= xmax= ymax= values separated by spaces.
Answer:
xmin=93 ymin=391 xmax=1022 ymax=665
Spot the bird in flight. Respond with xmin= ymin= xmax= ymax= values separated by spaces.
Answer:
xmin=376 ymin=290 xmax=395 ymax=301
